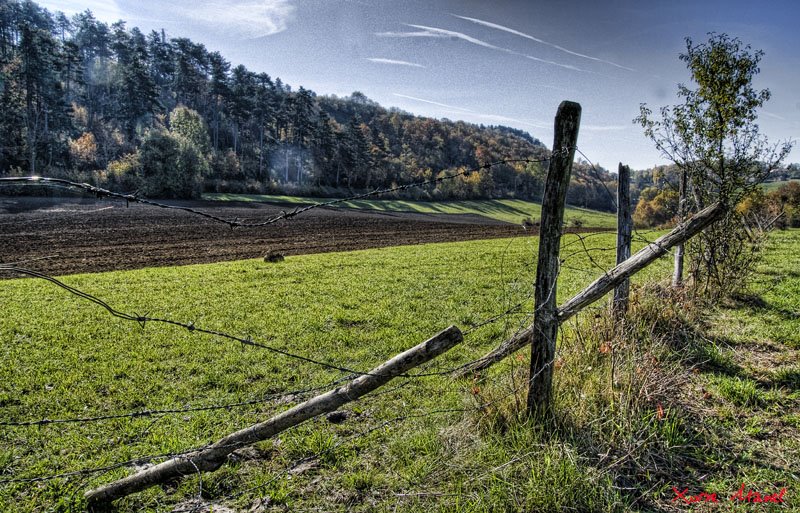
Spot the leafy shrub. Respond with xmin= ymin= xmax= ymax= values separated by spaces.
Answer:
xmin=632 ymin=187 xmax=678 ymax=227
xmin=105 ymin=152 xmax=143 ymax=192
xmin=139 ymin=130 xmax=207 ymax=199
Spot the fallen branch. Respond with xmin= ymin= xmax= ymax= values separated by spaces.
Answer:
xmin=455 ymin=202 xmax=725 ymax=377
xmin=85 ymin=325 xmax=463 ymax=506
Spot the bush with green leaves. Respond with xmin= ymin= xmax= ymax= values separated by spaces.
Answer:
xmin=138 ymin=129 xmax=208 ymax=199
xmin=636 ymin=33 xmax=793 ymax=295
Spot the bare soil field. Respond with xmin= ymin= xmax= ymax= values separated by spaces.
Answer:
xmin=0 ymin=195 xmax=562 ymax=276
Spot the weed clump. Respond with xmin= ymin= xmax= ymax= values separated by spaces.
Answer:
xmin=264 ymin=249 xmax=285 ymax=263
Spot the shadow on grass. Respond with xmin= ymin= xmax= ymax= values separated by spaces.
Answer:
xmin=729 ymin=292 xmax=800 ymax=321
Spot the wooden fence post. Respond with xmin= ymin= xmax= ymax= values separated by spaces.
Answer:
xmin=672 ymin=167 xmax=688 ymax=287
xmin=526 ymin=101 xmax=581 ymax=417
xmin=455 ymin=202 xmax=725 ymax=377
xmin=612 ymin=163 xmax=632 ymax=317
xmin=85 ymin=326 xmax=463 ymax=506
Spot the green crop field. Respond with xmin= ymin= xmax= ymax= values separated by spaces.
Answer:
xmin=204 ymin=193 xmax=618 ymax=228
xmin=762 ymin=179 xmax=800 ymax=192
xmin=1 ymin=229 xmax=798 ymax=512
xmin=0 ymin=232 xmax=658 ymax=511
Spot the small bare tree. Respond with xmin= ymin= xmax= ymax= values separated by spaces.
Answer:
xmin=635 ymin=33 xmax=793 ymax=294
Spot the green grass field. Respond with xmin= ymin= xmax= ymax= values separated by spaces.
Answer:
xmin=204 ymin=193 xmax=617 ymax=228
xmin=1 ymin=229 xmax=798 ymax=512
xmin=762 ymin=179 xmax=800 ymax=192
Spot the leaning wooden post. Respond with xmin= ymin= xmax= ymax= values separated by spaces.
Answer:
xmin=85 ymin=326 xmax=462 ymax=506
xmin=526 ymin=101 xmax=581 ymax=417
xmin=454 ymin=202 xmax=725 ymax=378
xmin=612 ymin=163 xmax=632 ymax=317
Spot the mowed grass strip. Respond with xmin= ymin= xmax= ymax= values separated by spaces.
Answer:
xmin=0 ymin=232 xmax=675 ymax=511
xmin=761 ymin=179 xmax=800 ymax=192
xmin=204 ymin=193 xmax=617 ymax=228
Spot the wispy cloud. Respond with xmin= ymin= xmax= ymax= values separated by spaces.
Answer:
xmin=378 ymin=24 xmax=591 ymax=73
xmin=392 ymin=93 xmax=549 ymax=130
xmin=393 ymin=93 xmax=473 ymax=112
xmin=452 ymin=14 xmax=634 ymax=72
xmin=582 ymin=124 xmax=628 ymax=131
xmin=367 ymin=58 xmax=425 ymax=68
xmin=180 ymin=0 xmax=295 ymax=39
xmin=761 ymin=111 xmax=787 ymax=121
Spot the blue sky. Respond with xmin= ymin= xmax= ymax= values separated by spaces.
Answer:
xmin=38 ymin=0 xmax=800 ymax=170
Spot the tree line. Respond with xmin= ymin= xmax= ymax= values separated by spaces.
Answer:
xmin=630 ymin=163 xmax=799 ymax=228
xmin=3 ymin=0 xmax=609 ymax=204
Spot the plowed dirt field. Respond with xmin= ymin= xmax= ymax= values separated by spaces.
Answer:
xmin=0 ymin=196 xmax=557 ymax=276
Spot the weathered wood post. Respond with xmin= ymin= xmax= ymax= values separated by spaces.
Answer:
xmin=526 ymin=101 xmax=581 ymax=417
xmin=85 ymin=326 xmax=463 ymax=505
xmin=673 ymin=167 xmax=688 ymax=287
xmin=612 ymin=163 xmax=632 ymax=317
xmin=455 ymin=202 xmax=725 ymax=377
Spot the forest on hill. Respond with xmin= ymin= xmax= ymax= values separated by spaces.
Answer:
xmin=1 ymin=0 xmax=605 ymax=205
xmin=3 ymin=0 xmax=794 ymax=215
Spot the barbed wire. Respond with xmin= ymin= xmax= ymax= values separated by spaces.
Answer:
xmin=0 ymin=262 xmax=567 ymax=491
xmin=0 ymin=375 xmax=352 ymax=427
xmin=463 ymin=292 xmax=534 ymax=336
xmin=0 ymin=348 xmax=554 ymax=490
xmin=212 ymin=351 xmax=559 ymax=508
xmin=0 ymin=156 xmax=559 ymax=229
xmin=560 ymin=231 xmax=614 ymax=277
xmin=0 ymin=145 xmax=663 ymax=506
xmin=0 ymin=265 xmax=455 ymax=379
xmin=570 ymin=147 xmax=682 ymax=264
xmin=0 ymin=263 xmax=557 ymax=385
xmin=0 ymin=439 xmax=252 ymax=486
xmin=574 ymin=147 xmax=618 ymax=212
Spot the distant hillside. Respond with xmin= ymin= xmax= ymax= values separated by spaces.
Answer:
xmin=0 ymin=0 xmax=578 ymax=203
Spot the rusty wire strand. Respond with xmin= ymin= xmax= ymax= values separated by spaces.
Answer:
xmin=0 ymin=266 xmax=455 ymax=379
xmin=0 ymin=146 xmax=628 ymax=498
xmin=0 ymin=441 xmax=249 ymax=485
xmin=0 ymin=265 xmax=549 ymax=383
xmin=219 ymin=356 xmax=558 ymax=506
xmin=574 ymin=146 xmax=618 ymax=212
xmin=0 ymin=375 xmax=353 ymax=427
xmin=0 ymin=156 xmax=557 ymax=229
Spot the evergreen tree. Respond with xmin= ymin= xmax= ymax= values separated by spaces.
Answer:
xmin=207 ymin=51 xmax=229 ymax=151
xmin=19 ymin=22 xmax=67 ymax=173
xmin=172 ymin=37 xmax=208 ymax=109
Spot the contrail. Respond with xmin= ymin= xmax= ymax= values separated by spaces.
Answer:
xmin=401 ymin=24 xmax=592 ymax=73
xmin=452 ymin=14 xmax=635 ymax=72
xmin=367 ymin=58 xmax=426 ymax=68
xmin=393 ymin=93 xmax=473 ymax=112
xmin=405 ymin=24 xmax=502 ymax=50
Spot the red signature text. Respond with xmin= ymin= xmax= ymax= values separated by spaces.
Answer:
xmin=671 ymin=484 xmax=787 ymax=505
xmin=730 ymin=483 xmax=786 ymax=504
xmin=672 ymin=487 xmax=718 ymax=504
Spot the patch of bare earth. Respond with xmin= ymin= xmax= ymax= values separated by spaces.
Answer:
xmin=0 ymin=196 xmax=606 ymax=276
